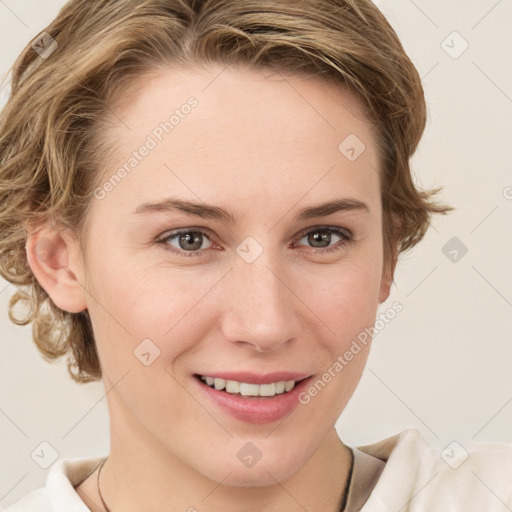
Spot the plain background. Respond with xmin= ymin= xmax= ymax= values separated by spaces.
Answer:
xmin=1 ymin=0 xmax=511 ymax=507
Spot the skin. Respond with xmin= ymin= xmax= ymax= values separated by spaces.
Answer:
xmin=27 ymin=64 xmax=397 ymax=512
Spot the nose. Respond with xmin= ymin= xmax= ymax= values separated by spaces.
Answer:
xmin=219 ymin=250 xmax=298 ymax=352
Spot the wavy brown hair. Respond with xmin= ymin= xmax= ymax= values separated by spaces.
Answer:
xmin=0 ymin=0 xmax=452 ymax=383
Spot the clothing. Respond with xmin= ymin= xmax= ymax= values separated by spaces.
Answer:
xmin=345 ymin=429 xmax=512 ymax=511
xmin=4 ymin=428 xmax=512 ymax=511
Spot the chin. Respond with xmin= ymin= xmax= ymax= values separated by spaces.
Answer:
xmin=205 ymin=450 xmax=306 ymax=488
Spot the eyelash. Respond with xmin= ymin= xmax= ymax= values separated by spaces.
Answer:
xmin=155 ymin=226 xmax=354 ymax=257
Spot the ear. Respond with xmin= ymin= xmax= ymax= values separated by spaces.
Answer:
xmin=378 ymin=216 xmax=400 ymax=304
xmin=25 ymin=222 xmax=88 ymax=313
xmin=378 ymin=250 xmax=397 ymax=304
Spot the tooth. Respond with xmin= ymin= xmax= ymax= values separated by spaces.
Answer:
xmin=275 ymin=381 xmax=286 ymax=394
xmin=225 ymin=380 xmax=240 ymax=393
xmin=284 ymin=380 xmax=295 ymax=392
xmin=202 ymin=375 xmax=299 ymax=396
xmin=213 ymin=378 xmax=226 ymax=390
xmin=239 ymin=383 xmax=259 ymax=396
xmin=259 ymin=383 xmax=276 ymax=397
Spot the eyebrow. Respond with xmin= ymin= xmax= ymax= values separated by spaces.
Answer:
xmin=132 ymin=197 xmax=370 ymax=223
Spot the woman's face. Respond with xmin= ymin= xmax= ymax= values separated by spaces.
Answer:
xmin=73 ymin=64 xmax=393 ymax=485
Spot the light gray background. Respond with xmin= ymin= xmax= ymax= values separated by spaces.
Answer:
xmin=1 ymin=0 xmax=511 ymax=507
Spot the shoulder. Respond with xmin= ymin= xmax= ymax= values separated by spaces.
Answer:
xmin=354 ymin=429 xmax=512 ymax=511
xmin=2 ymin=454 xmax=106 ymax=512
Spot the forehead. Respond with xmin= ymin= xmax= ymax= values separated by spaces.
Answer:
xmin=95 ymin=64 xmax=380 ymax=217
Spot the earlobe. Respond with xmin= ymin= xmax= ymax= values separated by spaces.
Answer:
xmin=25 ymin=224 xmax=87 ymax=313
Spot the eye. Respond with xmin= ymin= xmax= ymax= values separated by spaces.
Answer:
xmin=293 ymin=226 xmax=353 ymax=254
xmin=156 ymin=225 xmax=354 ymax=257
xmin=157 ymin=228 xmax=214 ymax=257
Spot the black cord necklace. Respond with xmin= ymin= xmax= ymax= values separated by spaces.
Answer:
xmin=96 ymin=448 xmax=354 ymax=512
xmin=96 ymin=459 xmax=111 ymax=512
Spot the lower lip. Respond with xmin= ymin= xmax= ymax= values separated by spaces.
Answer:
xmin=194 ymin=375 xmax=313 ymax=424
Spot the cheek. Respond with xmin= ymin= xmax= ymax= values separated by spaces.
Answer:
xmin=294 ymin=262 xmax=381 ymax=413
xmin=301 ymin=257 xmax=383 ymax=330
xmin=84 ymin=249 xmax=221 ymax=370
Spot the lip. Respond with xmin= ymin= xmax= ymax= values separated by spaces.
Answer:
xmin=193 ymin=373 xmax=314 ymax=424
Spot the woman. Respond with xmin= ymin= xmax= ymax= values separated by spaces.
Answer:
xmin=1 ymin=1 xmax=511 ymax=511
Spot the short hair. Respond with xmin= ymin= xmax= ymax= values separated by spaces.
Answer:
xmin=0 ymin=0 xmax=452 ymax=383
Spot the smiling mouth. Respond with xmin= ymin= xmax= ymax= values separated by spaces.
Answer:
xmin=194 ymin=374 xmax=309 ymax=398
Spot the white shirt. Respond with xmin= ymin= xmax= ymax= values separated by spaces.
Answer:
xmin=4 ymin=428 xmax=512 ymax=511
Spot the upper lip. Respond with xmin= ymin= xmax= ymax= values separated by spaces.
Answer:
xmin=195 ymin=371 xmax=312 ymax=385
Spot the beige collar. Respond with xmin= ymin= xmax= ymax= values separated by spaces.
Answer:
xmin=344 ymin=447 xmax=386 ymax=511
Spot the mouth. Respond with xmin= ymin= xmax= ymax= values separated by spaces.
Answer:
xmin=194 ymin=374 xmax=310 ymax=398
xmin=192 ymin=372 xmax=314 ymax=425
xmin=193 ymin=372 xmax=314 ymax=424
